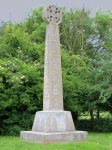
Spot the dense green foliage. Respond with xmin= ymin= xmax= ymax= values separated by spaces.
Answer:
xmin=0 ymin=6 xmax=112 ymax=135
xmin=76 ymin=118 xmax=112 ymax=132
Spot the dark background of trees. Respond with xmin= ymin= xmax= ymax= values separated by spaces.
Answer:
xmin=0 ymin=6 xmax=112 ymax=136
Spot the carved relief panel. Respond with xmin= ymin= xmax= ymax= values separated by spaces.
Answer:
xmin=43 ymin=5 xmax=63 ymax=110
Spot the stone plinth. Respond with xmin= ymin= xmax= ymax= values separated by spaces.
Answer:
xmin=20 ymin=111 xmax=88 ymax=144
xmin=32 ymin=111 xmax=75 ymax=132
xmin=20 ymin=131 xmax=88 ymax=145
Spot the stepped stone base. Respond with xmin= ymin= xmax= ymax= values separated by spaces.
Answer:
xmin=20 ymin=131 xmax=88 ymax=145
xmin=20 ymin=111 xmax=88 ymax=145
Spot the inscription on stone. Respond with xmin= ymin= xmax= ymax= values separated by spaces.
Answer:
xmin=42 ymin=5 xmax=63 ymax=110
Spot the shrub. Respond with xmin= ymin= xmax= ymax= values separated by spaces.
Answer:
xmin=76 ymin=118 xmax=112 ymax=132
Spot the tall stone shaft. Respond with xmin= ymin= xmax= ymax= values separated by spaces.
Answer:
xmin=42 ymin=5 xmax=63 ymax=110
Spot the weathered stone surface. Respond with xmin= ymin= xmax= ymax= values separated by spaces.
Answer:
xmin=42 ymin=5 xmax=62 ymax=24
xmin=32 ymin=111 xmax=75 ymax=133
xmin=43 ymin=5 xmax=63 ymax=111
xmin=20 ymin=131 xmax=88 ymax=145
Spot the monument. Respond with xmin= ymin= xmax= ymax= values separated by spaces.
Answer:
xmin=20 ymin=5 xmax=88 ymax=145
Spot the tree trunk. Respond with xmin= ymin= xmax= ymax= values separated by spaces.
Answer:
xmin=97 ymin=110 xmax=99 ymax=119
xmin=71 ymin=111 xmax=78 ymax=124
xmin=90 ymin=110 xmax=94 ymax=120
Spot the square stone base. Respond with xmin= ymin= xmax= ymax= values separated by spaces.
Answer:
xmin=20 ymin=131 xmax=88 ymax=145
xmin=32 ymin=111 xmax=75 ymax=132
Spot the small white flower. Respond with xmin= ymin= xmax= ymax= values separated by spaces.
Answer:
xmin=21 ymin=76 xmax=25 ymax=79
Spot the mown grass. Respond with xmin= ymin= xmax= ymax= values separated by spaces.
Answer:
xmin=0 ymin=132 xmax=112 ymax=150
xmin=79 ymin=111 xmax=112 ymax=120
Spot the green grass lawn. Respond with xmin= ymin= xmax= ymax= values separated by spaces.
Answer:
xmin=79 ymin=111 xmax=112 ymax=120
xmin=0 ymin=133 xmax=112 ymax=150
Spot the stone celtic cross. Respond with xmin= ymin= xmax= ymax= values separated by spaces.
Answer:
xmin=20 ymin=5 xmax=88 ymax=144
xmin=42 ymin=5 xmax=63 ymax=110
